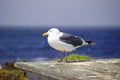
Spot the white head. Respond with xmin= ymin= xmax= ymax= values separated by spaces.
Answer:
xmin=42 ymin=28 xmax=60 ymax=36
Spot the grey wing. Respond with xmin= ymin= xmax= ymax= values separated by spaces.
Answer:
xmin=59 ymin=33 xmax=83 ymax=47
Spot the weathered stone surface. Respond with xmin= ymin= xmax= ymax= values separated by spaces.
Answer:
xmin=15 ymin=59 xmax=120 ymax=80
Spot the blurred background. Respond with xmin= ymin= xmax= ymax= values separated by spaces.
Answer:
xmin=0 ymin=0 xmax=120 ymax=63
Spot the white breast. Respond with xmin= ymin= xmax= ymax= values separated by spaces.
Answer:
xmin=47 ymin=33 xmax=76 ymax=52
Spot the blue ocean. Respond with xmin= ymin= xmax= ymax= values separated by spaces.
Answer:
xmin=0 ymin=27 xmax=120 ymax=63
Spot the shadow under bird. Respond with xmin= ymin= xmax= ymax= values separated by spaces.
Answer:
xmin=42 ymin=28 xmax=94 ymax=62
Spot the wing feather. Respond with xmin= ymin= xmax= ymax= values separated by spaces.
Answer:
xmin=60 ymin=33 xmax=83 ymax=47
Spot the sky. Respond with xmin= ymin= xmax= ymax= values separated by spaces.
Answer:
xmin=0 ymin=0 xmax=120 ymax=28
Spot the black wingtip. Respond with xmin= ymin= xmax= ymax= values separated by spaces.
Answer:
xmin=85 ymin=41 xmax=95 ymax=45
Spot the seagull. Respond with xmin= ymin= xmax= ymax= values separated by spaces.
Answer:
xmin=42 ymin=28 xmax=94 ymax=62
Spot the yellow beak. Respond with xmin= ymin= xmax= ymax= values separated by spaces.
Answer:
xmin=42 ymin=32 xmax=48 ymax=36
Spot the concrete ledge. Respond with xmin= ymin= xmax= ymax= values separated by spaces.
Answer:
xmin=15 ymin=59 xmax=120 ymax=80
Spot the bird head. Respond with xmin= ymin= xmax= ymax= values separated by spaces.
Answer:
xmin=42 ymin=28 xmax=60 ymax=37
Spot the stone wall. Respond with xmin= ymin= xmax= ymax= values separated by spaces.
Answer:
xmin=15 ymin=59 xmax=120 ymax=80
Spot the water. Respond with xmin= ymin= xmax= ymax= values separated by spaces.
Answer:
xmin=0 ymin=27 xmax=120 ymax=63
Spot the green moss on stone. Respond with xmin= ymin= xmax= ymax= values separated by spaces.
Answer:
xmin=0 ymin=61 xmax=29 ymax=80
xmin=65 ymin=53 xmax=93 ymax=61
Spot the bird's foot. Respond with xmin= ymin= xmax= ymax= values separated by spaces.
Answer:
xmin=57 ymin=59 xmax=68 ymax=63
xmin=57 ymin=59 xmax=63 ymax=62
xmin=62 ymin=60 xmax=67 ymax=63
